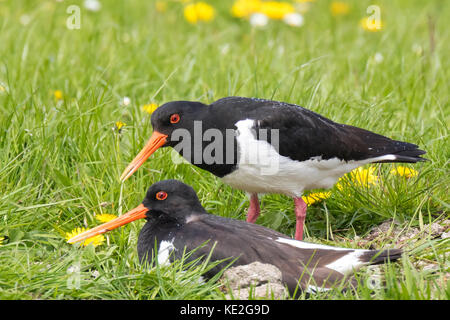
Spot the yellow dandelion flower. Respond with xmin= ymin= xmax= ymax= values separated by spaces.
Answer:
xmin=330 ymin=1 xmax=350 ymax=16
xmin=0 ymin=84 xmax=5 ymax=92
xmin=155 ymin=1 xmax=167 ymax=12
xmin=390 ymin=166 xmax=418 ymax=179
xmin=360 ymin=17 xmax=383 ymax=32
xmin=115 ymin=121 xmax=126 ymax=132
xmin=231 ymin=0 xmax=262 ymax=18
xmin=259 ymin=1 xmax=295 ymax=20
xmin=337 ymin=167 xmax=378 ymax=190
xmin=184 ymin=2 xmax=215 ymax=24
xmin=65 ymin=227 xmax=105 ymax=247
xmin=0 ymin=235 xmax=9 ymax=245
xmin=142 ymin=103 xmax=159 ymax=114
xmin=350 ymin=166 xmax=378 ymax=187
xmin=302 ymin=192 xmax=331 ymax=206
xmin=53 ymin=90 xmax=63 ymax=101
xmin=96 ymin=213 xmax=118 ymax=223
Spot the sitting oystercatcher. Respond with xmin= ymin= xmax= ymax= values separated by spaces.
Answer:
xmin=68 ymin=180 xmax=403 ymax=294
xmin=120 ymin=97 xmax=426 ymax=240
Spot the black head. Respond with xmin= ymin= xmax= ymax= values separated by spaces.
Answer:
xmin=119 ymin=101 xmax=208 ymax=181
xmin=66 ymin=180 xmax=207 ymax=244
xmin=142 ymin=180 xmax=206 ymax=221
xmin=150 ymin=101 xmax=208 ymax=145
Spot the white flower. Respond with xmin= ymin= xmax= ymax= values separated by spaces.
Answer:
xmin=220 ymin=43 xmax=230 ymax=55
xmin=373 ymin=52 xmax=384 ymax=63
xmin=84 ymin=0 xmax=101 ymax=12
xmin=19 ymin=14 xmax=32 ymax=26
xmin=91 ymin=270 xmax=100 ymax=279
xmin=283 ymin=13 xmax=304 ymax=27
xmin=121 ymin=96 xmax=131 ymax=106
xmin=250 ymin=13 xmax=269 ymax=27
xmin=67 ymin=264 xmax=80 ymax=274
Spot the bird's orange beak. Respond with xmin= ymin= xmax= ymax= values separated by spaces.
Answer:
xmin=67 ymin=204 xmax=148 ymax=244
xmin=120 ymin=131 xmax=168 ymax=181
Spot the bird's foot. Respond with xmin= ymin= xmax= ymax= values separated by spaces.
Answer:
xmin=246 ymin=193 xmax=260 ymax=223
xmin=293 ymin=197 xmax=307 ymax=240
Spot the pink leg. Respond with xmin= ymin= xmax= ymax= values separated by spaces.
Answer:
xmin=293 ymin=197 xmax=308 ymax=240
xmin=246 ymin=193 xmax=260 ymax=223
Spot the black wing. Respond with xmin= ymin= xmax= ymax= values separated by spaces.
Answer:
xmin=211 ymin=97 xmax=426 ymax=163
xmin=171 ymin=214 xmax=354 ymax=293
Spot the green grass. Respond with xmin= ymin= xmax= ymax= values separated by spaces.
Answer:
xmin=0 ymin=0 xmax=448 ymax=300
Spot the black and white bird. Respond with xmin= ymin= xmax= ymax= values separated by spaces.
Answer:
xmin=119 ymin=97 xmax=426 ymax=240
xmin=68 ymin=180 xmax=402 ymax=294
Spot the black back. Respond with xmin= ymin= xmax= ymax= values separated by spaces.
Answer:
xmin=209 ymin=97 xmax=426 ymax=163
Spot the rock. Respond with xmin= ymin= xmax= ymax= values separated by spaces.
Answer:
xmin=220 ymin=261 xmax=288 ymax=300
xmin=363 ymin=220 xmax=399 ymax=242
xmin=426 ymin=222 xmax=445 ymax=236
xmin=441 ymin=220 xmax=450 ymax=239
xmin=361 ymin=219 xmax=450 ymax=248
xmin=423 ymin=264 xmax=440 ymax=273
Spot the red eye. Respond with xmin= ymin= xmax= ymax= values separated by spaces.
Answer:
xmin=156 ymin=191 xmax=168 ymax=201
xmin=170 ymin=114 xmax=180 ymax=124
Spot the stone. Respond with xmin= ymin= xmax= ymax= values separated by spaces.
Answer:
xmin=220 ymin=261 xmax=288 ymax=299
xmin=361 ymin=219 xmax=450 ymax=247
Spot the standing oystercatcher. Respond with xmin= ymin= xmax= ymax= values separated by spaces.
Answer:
xmin=68 ymin=180 xmax=402 ymax=294
xmin=120 ymin=97 xmax=426 ymax=240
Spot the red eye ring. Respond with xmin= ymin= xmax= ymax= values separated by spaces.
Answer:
xmin=170 ymin=114 xmax=180 ymax=124
xmin=156 ymin=191 xmax=168 ymax=201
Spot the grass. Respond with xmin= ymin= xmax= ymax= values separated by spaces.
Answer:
xmin=0 ymin=0 xmax=448 ymax=300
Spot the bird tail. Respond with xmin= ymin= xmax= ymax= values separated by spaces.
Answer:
xmin=359 ymin=248 xmax=403 ymax=265
xmin=345 ymin=125 xmax=427 ymax=163
xmin=373 ymin=146 xmax=427 ymax=163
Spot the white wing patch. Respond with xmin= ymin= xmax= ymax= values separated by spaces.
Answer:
xmin=276 ymin=237 xmax=368 ymax=275
xmin=324 ymin=250 xmax=366 ymax=275
xmin=275 ymin=237 xmax=353 ymax=251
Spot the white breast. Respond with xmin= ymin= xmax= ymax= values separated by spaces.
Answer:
xmin=222 ymin=119 xmax=394 ymax=197
xmin=157 ymin=239 xmax=175 ymax=266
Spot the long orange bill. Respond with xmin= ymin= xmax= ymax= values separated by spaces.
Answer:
xmin=120 ymin=131 xmax=168 ymax=181
xmin=67 ymin=204 xmax=148 ymax=244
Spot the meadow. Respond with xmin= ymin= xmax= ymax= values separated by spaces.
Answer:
xmin=0 ymin=0 xmax=448 ymax=300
